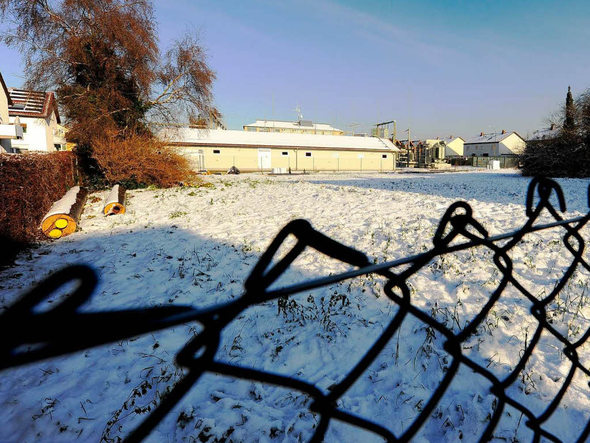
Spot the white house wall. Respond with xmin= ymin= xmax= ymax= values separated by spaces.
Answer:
xmin=0 ymin=84 xmax=9 ymax=152
xmin=9 ymin=116 xmax=56 ymax=152
xmin=499 ymin=133 xmax=526 ymax=155
xmin=464 ymin=143 xmax=499 ymax=156
xmin=0 ymin=86 xmax=8 ymax=124
xmin=445 ymin=139 xmax=464 ymax=156
xmin=47 ymin=112 xmax=57 ymax=148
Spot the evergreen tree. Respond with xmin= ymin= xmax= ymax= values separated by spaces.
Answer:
xmin=564 ymin=86 xmax=576 ymax=132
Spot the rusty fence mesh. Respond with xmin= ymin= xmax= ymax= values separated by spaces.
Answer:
xmin=1 ymin=177 xmax=590 ymax=442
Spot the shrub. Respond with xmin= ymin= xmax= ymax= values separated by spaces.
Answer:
xmin=90 ymin=132 xmax=199 ymax=188
xmin=0 ymin=152 xmax=77 ymax=261
xmin=521 ymin=87 xmax=590 ymax=178
xmin=521 ymin=135 xmax=590 ymax=178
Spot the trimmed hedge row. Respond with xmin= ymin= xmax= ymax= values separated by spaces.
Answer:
xmin=0 ymin=152 xmax=77 ymax=247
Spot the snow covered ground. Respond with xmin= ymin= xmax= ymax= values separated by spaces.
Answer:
xmin=1 ymin=170 xmax=589 ymax=442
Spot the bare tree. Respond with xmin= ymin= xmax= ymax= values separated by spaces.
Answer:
xmin=150 ymin=33 xmax=216 ymax=124
xmin=0 ymin=0 xmax=216 ymax=146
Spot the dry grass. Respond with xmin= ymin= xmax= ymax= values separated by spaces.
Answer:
xmin=91 ymin=133 xmax=199 ymax=188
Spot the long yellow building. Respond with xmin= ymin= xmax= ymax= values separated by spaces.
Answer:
xmin=166 ymin=128 xmax=399 ymax=173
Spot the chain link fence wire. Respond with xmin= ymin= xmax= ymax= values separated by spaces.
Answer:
xmin=1 ymin=177 xmax=590 ymax=442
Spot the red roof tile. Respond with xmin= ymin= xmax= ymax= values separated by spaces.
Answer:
xmin=8 ymin=89 xmax=60 ymax=123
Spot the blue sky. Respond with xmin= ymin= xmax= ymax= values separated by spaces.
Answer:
xmin=1 ymin=0 xmax=589 ymax=138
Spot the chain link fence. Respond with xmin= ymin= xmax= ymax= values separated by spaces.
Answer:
xmin=1 ymin=177 xmax=589 ymax=442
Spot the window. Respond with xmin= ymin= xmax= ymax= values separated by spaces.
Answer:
xmin=382 ymin=154 xmax=388 ymax=159
xmin=305 ymin=152 xmax=312 ymax=157
xmin=213 ymin=149 xmax=220 ymax=154
xmin=281 ymin=151 xmax=289 ymax=156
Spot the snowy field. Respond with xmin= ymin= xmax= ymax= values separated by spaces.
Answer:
xmin=1 ymin=170 xmax=590 ymax=442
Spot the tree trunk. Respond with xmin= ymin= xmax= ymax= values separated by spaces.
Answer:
xmin=41 ymin=186 xmax=88 ymax=239
xmin=103 ymin=184 xmax=127 ymax=215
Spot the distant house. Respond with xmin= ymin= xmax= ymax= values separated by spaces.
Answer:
xmin=424 ymin=139 xmax=447 ymax=161
xmin=420 ymin=136 xmax=465 ymax=159
xmin=464 ymin=130 xmax=526 ymax=157
xmin=442 ymin=136 xmax=465 ymax=157
xmin=528 ymin=124 xmax=560 ymax=142
xmin=165 ymin=128 xmax=398 ymax=172
xmin=0 ymin=73 xmax=23 ymax=153
xmin=54 ymin=123 xmax=68 ymax=150
xmin=243 ymin=119 xmax=344 ymax=136
xmin=7 ymin=88 xmax=61 ymax=153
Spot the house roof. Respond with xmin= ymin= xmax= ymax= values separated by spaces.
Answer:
xmin=528 ymin=127 xmax=560 ymax=141
xmin=0 ymin=73 xmax=11 ymax=106
xmin=244 ymin=119 xmax=343 ymax=132
xmin=465 ymin=131 xmax=524 ymax=144
xmin=447 ymin=136 xmax=465 ymax=142
xmin=7 ymin=89 xmax=61 ymax=123
xmin=425 ymin=136 xmax=465 ymax=144
xmin=164 ymin=128 xmax=399 ymax=152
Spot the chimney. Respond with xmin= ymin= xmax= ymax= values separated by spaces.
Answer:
xmin=550 ymin=123 xmax=556 ymax=130
xmin=480 ymin=132 xmax=484 ymax=136
xmin=501 ymin=129 xmax=506 ymax=134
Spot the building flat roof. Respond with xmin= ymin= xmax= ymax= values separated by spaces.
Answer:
xmin=164 ymin=128 xmax=399 ymax=151
xmin=244 ymin=119 xmax=343 ymax=132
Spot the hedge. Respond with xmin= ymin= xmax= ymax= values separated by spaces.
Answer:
xmin=0 ymin=152 xmax=78 ymax=257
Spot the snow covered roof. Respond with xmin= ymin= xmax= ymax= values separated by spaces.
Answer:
xmin=528 ymin=127 xmax=560 ymax=141
xmin=424 ymin=136 xmax=465 ymax=145
xmin=465 ymin=131 xmax=524 ymax=144
xmin=446 ymin=136 xmax=465 ymax=142
xmin=244 ymin=119 xmax=343 ymax=132
xmin=7 ymin=88 xmax=60 ymax=123
xmin=165 ymin=128 xmax=398 ymax=151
